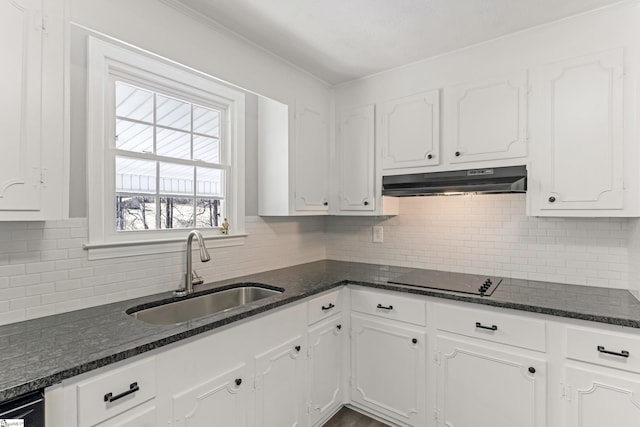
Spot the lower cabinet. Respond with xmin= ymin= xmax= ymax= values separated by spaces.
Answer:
xmin=254 ymin=335 xmax=306 ymax=427
xmin=170 ymin=364 xmax=248 ymax=427
xmin=564 ymin=365 xmax=640 ymax=427
xmin=435 ymin=335 xmax=546 ymax=427
xmin=308 ymin=315 xmax=344 ymax=426
xmin=350 ymin=314 xmax=427 ymax=426
xmin=47 ymin=285 xmax=640 ymax=427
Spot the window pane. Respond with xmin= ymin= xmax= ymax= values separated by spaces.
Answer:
xmin=156 ymin=94 xmax=190 ymax=130
xmin=160 ymin=163 xmax=193 ymax=195
xmin=195 ymin=199 xmax=223 ymax=228
xmin=193 ymin=135 xmax=220 ymax=163
xmin=115 ymin=119 xmax=153 ymax=153
xmin=160 ymin=197 xmax=194 ymax=229
xmin=116 ymin=157 xmax=156 ymax=193
xmin=193 ymin=105 xmax=220 ymax=137
xmin=116 ymin=195 xmax=157 ymax=231
xmin=156 ymin=128 xmax=191 ymax=159
xmin=115 ymin=82 xmax=153 ymax=122
xmin=196 ymin=168 xmax=223 ymax=197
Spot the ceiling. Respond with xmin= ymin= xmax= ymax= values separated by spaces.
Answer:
xmin=175 ymin=0 xmax=624 ymax=85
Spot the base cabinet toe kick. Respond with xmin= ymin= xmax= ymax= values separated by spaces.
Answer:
xmin=45 ymin=285 xmax=640 ymax=427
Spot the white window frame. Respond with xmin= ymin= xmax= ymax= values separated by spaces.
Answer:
xmin=85 ymin=37 xmax=245 ymax=260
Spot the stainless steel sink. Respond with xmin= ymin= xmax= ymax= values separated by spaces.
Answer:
xmin=128 ymin=284 xmax=283 ymax=325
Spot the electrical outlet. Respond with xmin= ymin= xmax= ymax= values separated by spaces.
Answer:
xmin=372 ymin=226 xmax=384 ymax=243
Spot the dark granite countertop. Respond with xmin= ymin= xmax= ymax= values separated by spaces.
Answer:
xmin=2 ymin=259 xmax=640 ymax=401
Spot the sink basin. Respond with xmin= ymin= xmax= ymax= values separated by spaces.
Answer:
xmin=127 ymin=284 xmax=283 ymax=325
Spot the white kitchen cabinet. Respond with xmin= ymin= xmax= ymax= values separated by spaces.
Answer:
xmin=336 ymin=105 xmax=375 ymax=212
xmin=435 ymin=335 xmax=546 ymax=427
xmin=170 ymin=364 xmax=248 ymax=427
xmin=0 ymin=0 xmax=67 ymax=220
xmin=381 ymin=90 xmax=440 ymax=170
xmin=258 ymin=97 xmax=329 ymax=216
xmin=530 ymin=48 xmax=629 ymax=216
xmin=564 ymin=365 xmax=640 ymax=427
xmin=295 ymin=104 xmax=330 ymax=212
xmin=308 ymin=315 xmax=344 ymax=426
xmin=254 ymin=334 xmax=307 ymax=427
xmin=350 ymin=314 xmax=426 ymax=427
xmin=445 ymin=70 xmax=528 ymax=165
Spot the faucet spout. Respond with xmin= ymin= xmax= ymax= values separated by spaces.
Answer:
xmin=175 ymin=230 xmax=211 ymax=296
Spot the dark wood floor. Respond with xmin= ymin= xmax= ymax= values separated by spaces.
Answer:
xmin=323 ymin=407 xmax=390 ymax=427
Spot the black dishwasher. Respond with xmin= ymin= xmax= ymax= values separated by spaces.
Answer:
xmin=0 ymin=390 xmax=44 ymax=427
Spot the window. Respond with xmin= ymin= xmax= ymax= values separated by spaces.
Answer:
xmin=86 ymin=37 xmax=245 ymax=259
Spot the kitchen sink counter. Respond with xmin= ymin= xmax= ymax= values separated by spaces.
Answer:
xmin=1 ymin=259 xmax=640 ymax=401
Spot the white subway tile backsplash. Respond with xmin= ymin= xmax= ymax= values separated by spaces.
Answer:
xmin=0 ymin=216 xmax=326 ymax=325
xmin=326 ymin=194 xmax=632 ymax=290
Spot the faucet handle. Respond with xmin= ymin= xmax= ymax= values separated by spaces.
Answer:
xmin=192 ymin=270 xmax=204 ymax=286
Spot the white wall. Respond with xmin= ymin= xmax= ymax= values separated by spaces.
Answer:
xmin=326 ymin=195 xmax=630 ymax=288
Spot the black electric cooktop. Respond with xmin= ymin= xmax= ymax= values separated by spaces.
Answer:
xmin=388 ymin=270 xmax=502 ymax=296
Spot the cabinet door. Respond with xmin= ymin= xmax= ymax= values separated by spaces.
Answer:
xmin=447 ymin=71 xmax=528 ymax=164
xmin=531 ymin=49 xmax=624 ymax=212
xmin=171 ymin=364 xmax=248 ymax=427
xmin=565 ymin=365 xmax=640 ymax=427
xmin=436 ymin=335 xmax=546 ymax=427
xmin=254 ymin=335 xmax=306 ymax=427
xmin=350 ymin=314 xmax=426 ymax=427
xmin=308 ymin=316 xmax=344 ymax=426
xmin=295 ymin=104 xmax=329 ymax=212
xmin=381 ymin=90 xmax=440 ymax=170
xmin=337 ymin=105 xmax=375 ymax=211
xmin=0 ymin=0 xmax=43 ymax=211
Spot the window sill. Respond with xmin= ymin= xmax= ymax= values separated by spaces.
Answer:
xmin=84 ymin=234 xmax=247 ymax=260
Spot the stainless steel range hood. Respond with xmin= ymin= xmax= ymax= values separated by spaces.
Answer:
xmin=382 ymin=165 xmax=527 ymax=196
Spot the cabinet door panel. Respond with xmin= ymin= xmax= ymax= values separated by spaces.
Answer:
xmin=338 ymin=105 xmax=375 ymax=211
xmin=171 ymin=364 xmax=247 ymax=427
xmin=255 ymin=335 xmax=305 ymax=427
xmin=532 ymin=49 xmax=624 ymax=212
xmin=436 ymin=335 xmax=545 ymax=427
xmin=565 ymin=365 xmax=640 ymax=427
xmin=381 ymin=90 xmax=440 ymax=170
xmin=295 ymin=105 xmax=329 ymax=211
xmin=351 ymin=315 xmax=426 ymax=426
xmin=447 ymin=71 xmax=528 ymax=164
xmin=309 ymin=316 xmax=343 ymax=426
xmin=0 ymin=0 xmax=42 ymax=211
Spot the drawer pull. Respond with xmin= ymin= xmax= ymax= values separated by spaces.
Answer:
xmin=376 ymin=304 xmax=393 ymax=310
xmin=235 ymin=378 xmax=242 ymax=386
xmin=295 ymin=345 xmax=301 ymax=352
xmin=475 ymin=322 xmax=498 ymax=331
xmin=336 ymin=324 xmax=342 ymax=330
xmin=104 ymin=382 xmax=139 ymax=403
xmin=321 ymin=303 xmax=335 ymax=311
xmin=597 ymin=345 xmax=630 ymax=358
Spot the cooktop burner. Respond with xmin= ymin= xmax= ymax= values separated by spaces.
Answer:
xmin=388 ymin=270 xmax=502 ymax=296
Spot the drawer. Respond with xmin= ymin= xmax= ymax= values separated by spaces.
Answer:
xmin=77 ymin=357 xmax=156 ymax=427
xmin=433 ymin=303 xmax=546 ymax=352
xmin=308 ymin=289 xmax=343 ymax=325
xmin=566 ymin=326 xmax=640 ymax=373
xmin=351 ymin=288 xmax=426 ymax=326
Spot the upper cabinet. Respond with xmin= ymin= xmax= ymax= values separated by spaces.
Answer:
xmin=258 ymin=97 xmax=329 ymax=216
xmin=0 ymin=0 xmax=67 ymax=220
xmin=445 ymin=71 xmax=529 ymax=164
xmin=336 ymin=105 xmax=375 ymax=212
xmin=381 ymin=90 xmax=440 ymax=170
xmin=295 ymin=104 xmax=330 ymax=212
xmin=529 ymin=48 xmax=633 ymax=216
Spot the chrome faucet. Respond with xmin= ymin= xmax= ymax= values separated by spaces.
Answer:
xmin=175 ymin=230 xmax=211 ymax=296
